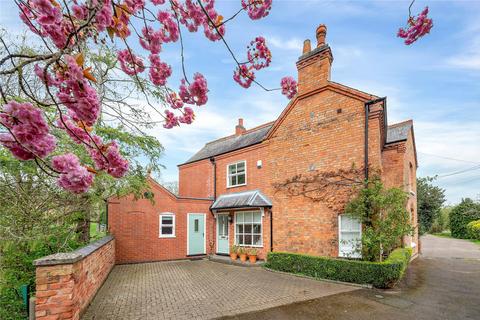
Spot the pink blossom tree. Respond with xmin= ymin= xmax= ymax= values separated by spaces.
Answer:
xmin=0 ymin=0 xmax=297 ymax=193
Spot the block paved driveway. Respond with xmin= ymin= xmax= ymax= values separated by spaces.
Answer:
xmin=82 ymin=259 xmax=358 ymax=319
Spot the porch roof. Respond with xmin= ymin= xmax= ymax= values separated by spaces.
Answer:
xmin=211 ymin=190 xmax=272 ymax=210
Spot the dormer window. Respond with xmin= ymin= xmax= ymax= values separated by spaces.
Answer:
xmin=227 ymin=161 xmax=246 ymax=187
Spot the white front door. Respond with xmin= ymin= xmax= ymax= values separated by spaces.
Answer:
xmin=216 ymin=214 xmax=229 ymax=254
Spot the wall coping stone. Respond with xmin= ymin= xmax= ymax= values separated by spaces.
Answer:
xmin=34 ymin=235 xmax=114 ymax=266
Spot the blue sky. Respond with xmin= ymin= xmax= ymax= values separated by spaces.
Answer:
xmin=1 ymin=0 xmax=479 ymax=204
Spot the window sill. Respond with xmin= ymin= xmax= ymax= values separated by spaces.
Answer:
xmin=227 ymin=183 xmax=247 ymax=189
xmin=236 ymin=244 xmax=263 ymax=248
xmin=159 ymin=235 xmax=176 ymax=238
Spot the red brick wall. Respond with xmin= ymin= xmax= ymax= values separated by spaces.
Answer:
xmin=34 ymin=236 xmax=115 ymax=320
xmin=108 ymin=180 xmax=213 ymax=263
xmin=178 ymin=158 xmax=213 ymax=198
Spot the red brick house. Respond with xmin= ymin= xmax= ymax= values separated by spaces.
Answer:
xmin=108 ymin=25 xmax=418 ymax=264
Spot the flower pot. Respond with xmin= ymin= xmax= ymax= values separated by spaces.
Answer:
xmin=230 ymin=253 xmax=238 ymax=260
xmin=249 ymin=255 xmax=257 ymax=264
xmin=239 ymin=253 xmax=247 ymax=262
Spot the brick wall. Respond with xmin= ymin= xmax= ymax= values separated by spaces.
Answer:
xmin=109 ymin=179 xmax=213 ymax=263
xmin=34 ymin=236 xmax=115 ymax=320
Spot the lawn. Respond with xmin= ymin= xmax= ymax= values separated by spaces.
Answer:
xmin=90 ymin=222 xmax=107 ymax=242
xmin=431 ymin=231 xmax=480 ymax=245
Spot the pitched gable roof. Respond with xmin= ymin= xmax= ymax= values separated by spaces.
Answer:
xmin=386 ymin=120 xmax=413 ymax=144
xmin=180 ymin=122 xmax=273 ymax=165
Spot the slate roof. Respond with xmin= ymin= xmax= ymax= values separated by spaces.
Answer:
xmin=211 ymin=190 xmax=272 ymax=210
xmin=386 ymin=120 xmax=413 ymax=144
xmin=182 ymin=123 xmax=273 ymax=165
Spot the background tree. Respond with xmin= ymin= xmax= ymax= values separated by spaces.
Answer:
xmin=345 ymin=176 xmax=413 ymax=262
xmin=449 ymin=198 xmax=480 ymax=239
xmin=417 ymin=176 xmax=446 ymax=234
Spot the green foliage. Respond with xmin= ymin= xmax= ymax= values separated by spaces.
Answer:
xmin=430 ymin=206 xmax=451 ymax=233
xmin=345 ymin=176 xmax=413 ymax=261
xmin=417 ymin=177 xmax=446 ymax=234
xmin=265 ymin=248 xmax=412 ymax=289
xmin=449 ymin=198 xmax=480 ymax=239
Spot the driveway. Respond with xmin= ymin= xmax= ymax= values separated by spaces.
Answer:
xmin=223 ymin=235 xmax=480 ymax=320
xmin=82 ymin=259 xmax=358 ymax=319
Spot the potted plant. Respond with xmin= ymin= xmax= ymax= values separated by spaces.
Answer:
xmin=230 ymin=245 xmax=238 ymax=260
xmin=238 ymin=247 xmax=248 ymax=262
xmin=248 ymin=248 xmax=258 ymax=264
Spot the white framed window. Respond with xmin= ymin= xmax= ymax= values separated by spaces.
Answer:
xmin=159 ymin=213 xmax=175 ymax=238
xmin=235 ymin=210 xmax=262 ymax=247
xmin=227 ymin=161 xmax=246 ymax=188
xmin=338 ymin=215 xmax=362 ymax=258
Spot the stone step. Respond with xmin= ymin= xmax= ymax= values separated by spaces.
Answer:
xmin=208 ymin=254 xmax=264 ymax=267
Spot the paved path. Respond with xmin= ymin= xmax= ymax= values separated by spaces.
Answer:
xmin=82 ymin=259 xmax=358 ymax=320
xmin=223 ymin=235 xmax=480 ymax=320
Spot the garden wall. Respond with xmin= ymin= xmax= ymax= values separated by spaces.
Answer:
xmin=33 ymin=235 xmax=115 ymax=320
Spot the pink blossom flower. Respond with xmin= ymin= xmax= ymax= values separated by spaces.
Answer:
xmin=88 ymin=138 xmax=129 ymax=178
xmin=34 ymin=64 xmax=60 ymax=86
xmin=233 ymin=65 xmax=255 ymax=88
xmin=148 ymin=54 xmax=172 ymax=86
xmin=247 ymin=36 xmax=271 ymax=70
xmin=203 ymin=7 xmax=225 ymax=41
xmin=151 ymin=0 xmax=165 ymax=5
xmin=397 ymin=7 xmax=433 ymax=45
xmin=72 ymin=4 xmax=88 ymax=20
xmin=280 ymin=76 xmax=297 ymax=99
xmin=56 ymin=115 xmax=91 ymax=145
xmin=158 ymin=11 xmax=180 ymax=43
xmin=52 ymin=153 xmax=94 ymax=193
xmin=117 ymin=49 xmax=145 ymax=76
xmin=0 ymin=101 xmax=56 ymax=160
xmin=166 ymin=92 xmax=184 ymax=109
xmin=241 ymin=0 xmax=272 ymax=20
xmin=179 ymin=73 xmax=209 ymax=106
xmin=124 ymin=0 xmax=146 ymax=14
xmin=177 ymin=0 xmax=205 ymax=32
xmin=163 ymin=110 xmax=179 ymax=129
xmin=179 ymin=106 xmax=195 ymax=124
xmin=56 ymin=56 xmax=100 ymax=126
xmin=139 ymin=26 xmax=162 ymax=54
xmin=95 ymin=1 xmax=113 ymax=31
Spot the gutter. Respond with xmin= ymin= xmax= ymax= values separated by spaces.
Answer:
xmin=364 ymin=97 xmax=386 ymax=181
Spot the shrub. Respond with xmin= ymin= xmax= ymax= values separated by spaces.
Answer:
xmin=467 ymin=220 xmax=480 ymax=240
xmin=265 ymin=248 xmax=412 ymax=289
xmin=450 ymin=198 xmax=480 ymax=239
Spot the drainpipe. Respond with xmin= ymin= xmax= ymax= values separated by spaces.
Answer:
xmin=269 ymin=208 xmax=273 ymax=252
xmin=364 ymin=97 xmax=386 ymax=182
xmin=209 ymin=157 xmax=216 ymax=200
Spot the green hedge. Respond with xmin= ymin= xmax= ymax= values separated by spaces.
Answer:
xmin=265 ymin=248 xmax=412 ymax=289
xmin=450 ymin=198 xmax=480 ymax=239
xmin=467 ymin=220 xmax=480 ymax=240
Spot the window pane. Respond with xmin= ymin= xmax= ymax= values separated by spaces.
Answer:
xmin=253 ymin=235 xmax=261 ymax=246
xmin=253 ymin=224 xmax=261 ymax=233
xmin=162 ymin=216 xmax=173 ymax=224
xmin=236 ymin=212 xmax=243 ymax=222
xmin=230 ymin=175 xmax=237 ymax=186
xmin=244 ymin=234 xmax=252 ymax=245
xmin=244 ymin=224 xmax=252 ymax=233
xmin=194 ymin=219 xmax=199 ymax=232
xmin=253 ymin=212 xmax=261 ymax=223
xmin=236 ymin=235 xmax=242 ymax=245
xmin=244 ymin=212 xmax=253 ymax=223
xmin=229 ymin=164 xmax=236 ymax=174
xmin=162 ymin=226 xmax=173 ymax=235
xmin=237 ymin=174 xmax=245 ymax=185
xmin=237 ymin=224 xmax=243 ymax=233
xmin=237 ymin=162 xmax=245 ymax=172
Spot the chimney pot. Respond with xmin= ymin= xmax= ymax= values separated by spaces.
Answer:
xmin=316 ymin=24 xmax=327 ymax=47
xmin=302 ymin=39 xmax=311 ymax=54
xmin=235 ymin=118 xmax=246 ymax=136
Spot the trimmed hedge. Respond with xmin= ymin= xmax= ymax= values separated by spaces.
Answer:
xmin=450 ymin=198 xmax=480 ymax=239
xmin=467 ymin=220 xmax=480 ymax=240
xmin=265 ymin=248 xmax=412 ymax=289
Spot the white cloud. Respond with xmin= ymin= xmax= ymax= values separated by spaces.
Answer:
xmin=268 ymin=36 xmax=303 ymax=52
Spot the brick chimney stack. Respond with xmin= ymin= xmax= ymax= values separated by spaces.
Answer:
xmin=296 ymin=23 xmax=333 ymax=95
xmin=235 ymin=118 xmax=246 ymax=136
